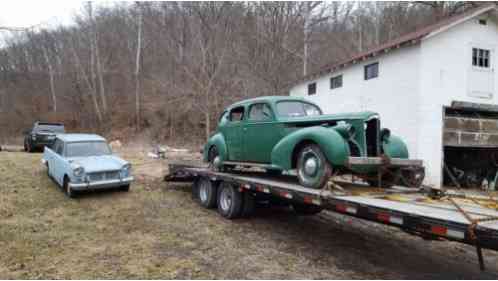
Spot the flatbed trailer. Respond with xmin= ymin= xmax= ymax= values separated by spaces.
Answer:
xmin=165 ymin=164 xmax=498 ymax=271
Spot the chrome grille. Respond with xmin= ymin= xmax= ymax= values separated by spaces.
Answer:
xmin=88 ymin=171 xmax=120 ymax=182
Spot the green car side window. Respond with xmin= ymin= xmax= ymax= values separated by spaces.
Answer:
xmin=248 ymin=103 xmax=273 ymax=122
xmin=229 ymin=106 xmax=245 ymax=122
xmin=218 ymin=111 xmax=229 ymax=126
xmin=276 ymin=101 xmax=322 ymax=117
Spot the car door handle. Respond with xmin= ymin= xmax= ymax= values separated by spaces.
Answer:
xmin=243 ymin=128 xmax=247 ymax=131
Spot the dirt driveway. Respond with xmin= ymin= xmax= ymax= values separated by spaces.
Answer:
xmin=1 ymin=151 xmax=498 ymax=279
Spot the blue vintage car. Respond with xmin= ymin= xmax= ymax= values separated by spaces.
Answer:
xmin=42 ymin=134 xmax=134 ymax=198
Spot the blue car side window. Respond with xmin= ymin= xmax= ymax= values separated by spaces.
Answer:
xmin=55 ymin=141 xmax=64 ymax=155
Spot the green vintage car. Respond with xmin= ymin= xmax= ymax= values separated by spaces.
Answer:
xmin=203 ymin=96 xmax=424 ymax=189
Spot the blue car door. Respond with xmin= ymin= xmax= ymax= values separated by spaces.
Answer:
xmin=47 ymin=139 xmax=60 ymax=179
xmin=53 ymin=140 xmax=66 ymax=186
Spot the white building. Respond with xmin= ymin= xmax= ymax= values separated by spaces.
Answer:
xmin=290 ymin=4 xmax=498 ymax=187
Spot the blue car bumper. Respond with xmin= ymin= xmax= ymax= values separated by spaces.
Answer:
xmin=69 ymin=176 xmax=134 ymax=191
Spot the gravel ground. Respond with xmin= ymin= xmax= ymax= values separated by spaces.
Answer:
xmin=1 ymin=150 xmax=498 ymax=279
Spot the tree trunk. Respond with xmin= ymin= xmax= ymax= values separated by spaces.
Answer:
xmin=42 ymin=46 xmax=57 ymax=113
xmin=94 ymin=21 xmax=107 ymax=114
xmin=135 ymin=4 xmax=143 ymax=131
xmin=70 ymin=41 xmax=103 ymax=123
xmin=205 ymin=110 xmax=210 ymax=141
xmin=303 ymin=2 xmax=310 ymax=76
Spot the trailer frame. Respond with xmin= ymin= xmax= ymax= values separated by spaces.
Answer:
xmin=165 ymin=164 xmax=498 ymax=271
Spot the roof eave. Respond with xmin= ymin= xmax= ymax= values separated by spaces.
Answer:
xmin=423 ymin=5 xmax=497 ymax=41
xmin=294 ymin=38 xmax=421 ymax=86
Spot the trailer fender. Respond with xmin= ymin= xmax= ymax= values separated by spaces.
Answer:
xmin=203 ymin=133 xmax=228 ymax=163
xmin=271 ymin=126 xmax=350 ymax=170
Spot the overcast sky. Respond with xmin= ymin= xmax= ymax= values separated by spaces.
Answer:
xmin=0 ymin=1 xmax=84 ymax=29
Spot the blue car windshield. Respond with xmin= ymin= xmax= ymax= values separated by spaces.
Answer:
xmin=276 ymin=101 xmax=322 ymax=117
xmin=66 ymin=141 xmax=112 ymax=157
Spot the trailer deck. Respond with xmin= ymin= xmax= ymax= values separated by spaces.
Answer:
xmin=165 ymin=164 xmax=498 ymax=270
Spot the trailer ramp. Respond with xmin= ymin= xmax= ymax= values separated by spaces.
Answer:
xmin=165 ymin=165 xmax=498 ymax=270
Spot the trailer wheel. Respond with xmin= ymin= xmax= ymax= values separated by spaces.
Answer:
xmin=292 ymin=203 xmax=323 ymax=215
xmin=196 ymin=177 xmax=218 ymax=208
xmin=296 ymin=144 xmax=332 ymax=189
xmin=217 ymin=182 xmax=243 ymax=219
xmin=240 ymin=192 xmax=256 ymax=218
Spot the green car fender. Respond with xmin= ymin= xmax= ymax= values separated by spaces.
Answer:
xmin=382 ymin=134 xmax=409 ymax=159
xmin=203 ymin=133 xmax=228 ymax=163
xmin=271 ymin=126 xmax=350 ymax=170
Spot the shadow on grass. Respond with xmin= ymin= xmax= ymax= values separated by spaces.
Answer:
xmin=163 ymin=181 xmax=498 ymax=279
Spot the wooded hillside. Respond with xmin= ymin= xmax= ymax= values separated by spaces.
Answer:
xmin=0 ymin=2 xmax=480 ymax=142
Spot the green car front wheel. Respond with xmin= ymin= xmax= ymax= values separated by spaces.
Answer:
xmin=296 ymin=144 xmax=332 ymax=189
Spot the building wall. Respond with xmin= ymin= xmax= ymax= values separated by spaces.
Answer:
xmin=418 ymin=14 xmax=498 ymax=186
xmin=289 ymin=45 xmax=422 ymax=167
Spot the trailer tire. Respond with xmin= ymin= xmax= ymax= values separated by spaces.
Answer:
xmin=192 ymin=178 xmax=200 ymax=201
xmin=217 ymin=182 xmax=243 ymax=219
xmin=196 ymin=177 xmax=218 ymax=209
xmin=292 ymin=203 xmax=323 ymax=215
xmin=240 ymin=192 xmax=256 ymax=218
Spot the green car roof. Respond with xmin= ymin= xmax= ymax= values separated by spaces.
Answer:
xmin=227 ymin=96 xmax=379 ymax=121
xmin=228 ymin=96 xmax=309 ymax=108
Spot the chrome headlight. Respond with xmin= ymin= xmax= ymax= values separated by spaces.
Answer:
xmin=122 ymin=163 xmax=132 ymax=177
xmin=71 ymin=164 xmax=85 ymax=177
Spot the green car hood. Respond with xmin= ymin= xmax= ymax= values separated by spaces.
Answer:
xmin=278 ymin=111 xmax=378 ymax=123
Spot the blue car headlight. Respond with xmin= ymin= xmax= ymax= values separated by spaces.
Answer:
xmin=122 ymin=163 xmax=131 ymax=177
xmin=71 ymin=163 xmax=85 ymax=177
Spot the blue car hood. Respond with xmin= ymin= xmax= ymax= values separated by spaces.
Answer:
xmin=68 ymin=155 xmax=127 ymax=173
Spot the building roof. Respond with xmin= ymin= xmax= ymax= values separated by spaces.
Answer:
xmin=57 ymin=134 xmax=106 ymax=143
xmin=293 ymin=4 xmax=497 ymax=87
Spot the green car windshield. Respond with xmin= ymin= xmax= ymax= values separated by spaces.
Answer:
xmin=276 ymin=101 xmax=322 ymax=118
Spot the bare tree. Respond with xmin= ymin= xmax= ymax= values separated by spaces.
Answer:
xmin=134 ymin=2 xmax=143 ymax=130
xmin=42 ymin=44 xmax=57 ymax=112
xmin=89 ymin=2 xmax=108 ymax=114
xmin=69 ymin=33 xmax=103 ymax=123
xmin=0 ymin=1 xmax=487 ymax=140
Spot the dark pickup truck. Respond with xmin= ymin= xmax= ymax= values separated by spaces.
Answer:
xmin=24 ymin=122 xmax=65 ymax=152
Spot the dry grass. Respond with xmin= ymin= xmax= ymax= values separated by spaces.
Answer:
xmin=1 ymin=151 xmax=498 ymax=279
